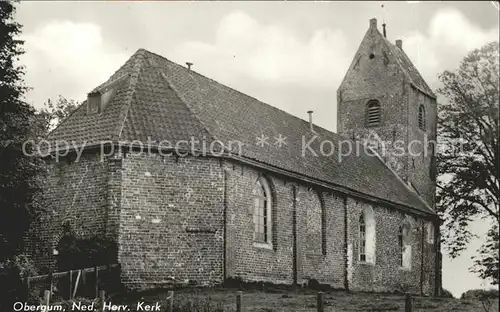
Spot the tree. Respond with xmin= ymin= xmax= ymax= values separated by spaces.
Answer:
xmin=436 ymin=41 xmax=499 ymax=285
xmin=35 ymin=95 xmax=79 ymax=137
xmin=0 ymin=1 xmax=44 ymax=262
xmin=471 ymin=223 xmax=499 ymax=285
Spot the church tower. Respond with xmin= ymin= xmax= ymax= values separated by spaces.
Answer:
xmin=337 ymin=18 xmax=437 ymax=208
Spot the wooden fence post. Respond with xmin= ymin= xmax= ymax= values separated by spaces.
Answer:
xmin=44 ymin=290 xmax=51 ymax=307
xmin=99 ymin=290 xmax=106 ymax=311
xmin=317 ymin=292 xmax=324 ymax=312
xmin=48 ymin=270 xmax=53 ymax=297
xmin=73 ymin=270 xmax=81 ymax=299
xmin=167 ymin=291 xmax=174 ymax=312
xmin=105 ymin=264 xmax=111 ymax=291
xmin=236 ymin=291 xmax=242 ymax=312
xmin=69 ymin=270 xmax=73 ymax=300
xmin=94 ymin=266 xmax=99 ymax=298
xmin=405 ymin=293 xmax=412 ymax=312
xmin=24 ymin=277 xmax=30 ymax=293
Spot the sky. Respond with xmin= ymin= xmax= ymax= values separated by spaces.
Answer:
xmin=15 ymin=1 xmax=499 ymax=298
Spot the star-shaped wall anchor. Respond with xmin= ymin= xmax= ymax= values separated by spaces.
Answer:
xmin=256 ymin=134 xmax=269 ymax=147
xmin=274 ymin=134 xmax=287 ymax=148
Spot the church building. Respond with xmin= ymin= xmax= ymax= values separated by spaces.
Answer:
xmin=30 ymin=18 xmax=441 ymax=295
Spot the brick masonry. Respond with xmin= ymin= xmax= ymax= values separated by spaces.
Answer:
xmin=224 ymin=160 xmax=436 ymax=294
xmin=27 ymin=150 xmax=120 ymax=272
xmin=30 ymin=150 xmax=438 ymax=295
xmin=224 ymin=160 xmax=345 ymax=288
xmin=118 ymin=152 xmax=225 ymax=288
xmin=346 ymin=198 xmax=436 ymax=294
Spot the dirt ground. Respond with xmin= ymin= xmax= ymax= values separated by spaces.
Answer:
xmin=116 ymin=286 xmax=500 ymax=312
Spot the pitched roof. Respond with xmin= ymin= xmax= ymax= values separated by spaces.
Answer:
xmin=383 ymin=38 xmax=435 ymax=98
xmin=48 ymin=49 xmax=435 ymax=216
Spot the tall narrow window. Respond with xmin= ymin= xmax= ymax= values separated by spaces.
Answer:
xmin=418 ymin=104 xmax=426 ymax=130
xmin=359 ymin=214 xmax=366 ymax=261
xmin=253 ymin=176 xmax=272 ymax=246
xmin=366 ymin=100 xmax=381 ymax=127
xmin=359 ymin=206 xmax=376 ymax=263
xmin=399 ymin=222 xmax=412 ymax=269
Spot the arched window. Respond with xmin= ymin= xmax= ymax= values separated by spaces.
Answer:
xmin=253 ymin=176 xmax=272 ymax=245
xmin=399 ymin=222 xmax=412 ymax=269
xmin=418 ymin=104 xmax=426 ymax=130
xmin=359 ymin=206 xmax=376 ymax=263
xmin=366 ymin=100 xmax=381 ymax=127
xmin=307 ymin=191 xmax=326 ymax=255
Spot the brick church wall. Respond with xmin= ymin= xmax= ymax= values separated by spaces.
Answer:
xmin=346 ymin=198 xmax=425 ymax=293
xmin=224 ymin=161 xmax=295 ymax=284
xmin=224 ymin=160 xmax=433 ymax=294
xmin=422 ymin=222 xmax=438 ymax=295
xmin=118 ymin=153 xmax=224 ymax=289
xmin=224 ymin=160 xmax=345 ymax=289
xmin=27 ymin=150 xmax=119 ymax=272
xmin=30 ymin=150 xmax=436 ymax=295
xmin=298 ymin=190 xmax=346 ymax=287
xmin=407 ymin=87 xmax=438 ymax=208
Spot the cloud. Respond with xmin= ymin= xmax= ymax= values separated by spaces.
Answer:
xmin=165 ymin=9 xmax=499 ymax=131
xmin=174 ymin=11 xmax=351 ymax=87
xmin=402 ymin=8 xmax=499 ymax=88
xmin=19 ymin=8 xmax=498 ymax=132
xmin=21 ymin=20 xmax=129 ymax=109
xmin=165 ymin=11 xmax=351 ymax=130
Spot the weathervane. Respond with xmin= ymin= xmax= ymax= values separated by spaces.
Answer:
xmin=381 ymin=3 xmax=387 ymax=38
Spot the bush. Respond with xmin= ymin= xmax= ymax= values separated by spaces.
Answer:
xmin=460 ymin=288 xmax=499 ymax=300
xmin=26 ymin=290 xmax=42 ymax=305
xmin=0 ymin=266 xmax=25 ymax=312
xmin=0 ymin=253 xmax=38 ymax=277
xmin=223 ymin=276 xmax=244 ymax=289
xmin=56 ymin=234 xmax=117 ymax=271
xmin=304 ymin=279 xmax=332 ymax=291
xmin=440 ymin=288 xmax=454 ymax=298
xmin=223 ymin=277 xmax=293 ymax=293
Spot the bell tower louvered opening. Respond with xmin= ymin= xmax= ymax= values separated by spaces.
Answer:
xmin=418 ymin=104 xmax=426 ymax=131
xmin=365 ymin=99 xmax=381 ymax=127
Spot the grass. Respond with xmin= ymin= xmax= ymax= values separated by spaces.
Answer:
xmin=112 ymin=285 xmax=500 ymax=312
